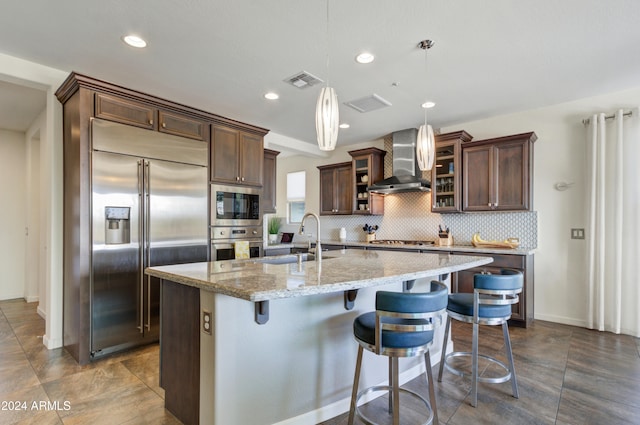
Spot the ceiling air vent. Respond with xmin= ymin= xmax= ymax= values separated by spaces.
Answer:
xmin=283 ymin=71 xmax=324 ymax=89
xmin=344 ymin=94 xmax=392 ymax=113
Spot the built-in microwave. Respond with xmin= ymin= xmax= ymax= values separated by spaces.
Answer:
xmin=210 ymin=184 xmax=261 ymax=226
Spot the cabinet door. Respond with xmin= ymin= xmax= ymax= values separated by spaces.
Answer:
xmin=158 ymin=110 xmax=208 ymax=141
xmin=95 ymin=93 xmax=155 ymax=130
xmin=239 ymin=133 xmax=264 ymax=187
xmin=462 ymin=144 xmax=493 ymax=211
xmin=211 ymin=125 xmax=240 ymax=183
xmin=262 ymin=149 xmax=279 ymax=213
xmin=319 ymin=167 xmax=338 ymax=215
xmin=494 ymin=140 xmax=528 ymax=210
xmin=334 ymin=164 xmax=353 ymax=214
xmin=432 ymin=139 xmax=461 ymax=212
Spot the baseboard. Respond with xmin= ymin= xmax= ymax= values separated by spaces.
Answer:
xmin=272 ymin=347 xmax=448 ymax=425
xmin=25 ymin=295 xmax=39 ymax=303
xmin=43 ymin=334 xmax=63 ymax=350
xmin=36 ymin=304 xmax=46 ymax=319
xmin=534 ymin=313 xmax=586 ymax=328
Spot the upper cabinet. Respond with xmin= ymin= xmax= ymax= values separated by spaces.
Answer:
xmin=158 ymin=110 xmax=209 ymax=141
xmin=95 ymin=93 xmax=209 ymax=141
xmin=462 ymin=132 xmax=537 ymax=211
xmin=431 ymin=131 xmax=473 ymax=213
xmin=348 ymin=148 xmax=386 ymax=215
xmin=318 ymin=162 xmax=353 ymax=215
xmin=211 ymin=125 xmax=264 ymax=187
xmin=95 ymin=93 xmax=156 ymax=130
xmin=262 ymin=149 xmax=280 ymax=214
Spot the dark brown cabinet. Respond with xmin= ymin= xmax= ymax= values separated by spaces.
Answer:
xmin=431 ymin=131 xmax=472 ymax=213
xmin=318 ymin=162 xmax=352 ymax=215
xmin=95 ymin=93 xmax=209 ymax=142
xmin=211 ymin=125 xmax=264 ymax=186
xmin=158 ymin=110 xmax=209 ymax=141
xmin=348 ymin=148 xmax=385 ymax=215
xmin=451 ymin=252 xmax=534 ymax=327
xmin=95 ymin=92 xmax=155 ymax=130
xmin=263 ymin=149 xmax=280 ymax=213
xmin=462 ymin=132 xmax=537 ymax=211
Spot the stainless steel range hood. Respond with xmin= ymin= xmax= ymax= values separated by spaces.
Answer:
xmin=368 ymin=128 xmax=431 ymax=194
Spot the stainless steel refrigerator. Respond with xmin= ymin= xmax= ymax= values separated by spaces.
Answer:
xmin=90 ymin=119 xmax=208 ymax=358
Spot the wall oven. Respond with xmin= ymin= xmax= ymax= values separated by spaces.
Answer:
xmin=211 ymin=184 xmax=261 ymax=227
xmin=211 ymin=225 xmax=263 ymax=261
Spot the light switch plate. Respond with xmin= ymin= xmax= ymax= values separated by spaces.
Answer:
xmin=571 ymin=228 xmax=585 ymax=239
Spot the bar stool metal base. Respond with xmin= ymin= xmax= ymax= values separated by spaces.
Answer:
xmin=353 ymin=385 xmax=434 ymax=425
xmin=442 ymin=351 xmax=512 ymax=384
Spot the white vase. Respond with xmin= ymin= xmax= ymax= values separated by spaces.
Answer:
xmin=268 ymin=234 xmax=278 ymax=244
xmin=366 ymin=233 xmax=375 ymax=243
xmin=339 ymin=228 xmax=346 ymax=242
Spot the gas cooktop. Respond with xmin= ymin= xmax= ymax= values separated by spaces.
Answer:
xmin=368 ymin=239 xmax=434 ymax=246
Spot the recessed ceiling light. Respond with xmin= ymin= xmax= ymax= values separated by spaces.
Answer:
xmin=355 ymin=52 xmax=375 ymax=64
xmin=264 ymin=92 xmax=279 ymax=100
xmin=339 ymin=123 xmax=350 ymax=129
xmin=122 ymin=35 xmax=147 ymax=48
xmin=421 ymin=101 xmax=436 ymax=109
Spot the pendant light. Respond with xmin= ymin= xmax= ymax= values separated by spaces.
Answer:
xmin=315 ymin=0 xmax=339 ymax=151
xmin=416 ymin=39 xmax=435 ymax=171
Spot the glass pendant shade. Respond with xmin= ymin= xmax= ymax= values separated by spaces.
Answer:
xmin=416 ymin=123 xmax=435 ymax=171
xmin=315 ymin=86 xmax=339 ymax=151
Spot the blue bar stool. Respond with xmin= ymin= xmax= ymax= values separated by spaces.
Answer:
xmin=348 ymin=281 xmax=448 ymax=425
xmin=437 ymin=269 xmax=523 ymax=407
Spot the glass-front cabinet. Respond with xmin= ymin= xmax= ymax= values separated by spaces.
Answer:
xmin=431 ymin=131 xmax=473 ymax=213
xmin=348 ymin=148 xmax=386 ymax=215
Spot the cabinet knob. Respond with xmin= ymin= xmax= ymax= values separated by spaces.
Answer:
xmin=236 ymin=176 xmax=240 ymax=181
xmin=241 ymin=177 xmax=245 ymax=182
xmin=162 ymin=122 xmax=166 ymax=128
xmin=149 ymin=119 xmax=154 ymax=125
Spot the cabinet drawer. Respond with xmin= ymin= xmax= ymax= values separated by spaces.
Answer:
xmin=95 ymin=93 xmax=155 ymax=130
xmin=158 ymin=110 xmax=208 ymax=141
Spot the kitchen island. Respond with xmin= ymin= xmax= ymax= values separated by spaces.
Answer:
xmin=146 ymin=249 xmax=492 ymax=425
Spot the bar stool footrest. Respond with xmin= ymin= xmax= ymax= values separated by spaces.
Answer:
xmin=354 ymin=385 xmax=434 ymax=425
xmin=444 ymin=351 xmax=512 ymax=384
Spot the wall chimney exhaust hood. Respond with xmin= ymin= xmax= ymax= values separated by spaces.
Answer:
xmin=368 ymin=128 xmax=431 ymax=194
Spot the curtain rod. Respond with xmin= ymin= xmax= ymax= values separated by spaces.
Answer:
xmin=581 ymin=110 xmax=633 ymax=125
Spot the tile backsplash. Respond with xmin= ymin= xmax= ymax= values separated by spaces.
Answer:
xmin=279 ymin=192 xmax=537 ymax=248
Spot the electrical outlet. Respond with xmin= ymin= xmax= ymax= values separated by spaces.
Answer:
xmin=202 ymin=310 xmax=212 ymax=335
xmin=571 ymin=228 xmax=585 ymax=239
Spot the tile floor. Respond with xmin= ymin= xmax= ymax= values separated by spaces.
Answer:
xmin=1 ymin=299 xmax=639 ymax=425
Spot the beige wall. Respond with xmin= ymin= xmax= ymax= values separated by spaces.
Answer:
xmin=0 ymin=129 xmax=27 ymax=299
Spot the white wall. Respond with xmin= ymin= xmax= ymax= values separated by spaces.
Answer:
xmin=24 ymin=110 xmax=45 ymax=313
xmin=0 ymin=52 xmax=67 ymax=348
xmin=443 ymin=87 xmax=640 ymax=327
xmin=0 ymin=129 xmax=27 ymax=300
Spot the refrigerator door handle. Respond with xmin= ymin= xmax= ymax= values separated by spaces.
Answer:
xmin=137 ymin=159 xmax=144 ymax=334
xmin=146 ymin=275 xmax=152 ymax=331
xmin=144 ymin=160 xmax=152 ymax=331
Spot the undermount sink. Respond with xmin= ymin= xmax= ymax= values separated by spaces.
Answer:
xmin=255 ymin=253 xmax=335 ymax=265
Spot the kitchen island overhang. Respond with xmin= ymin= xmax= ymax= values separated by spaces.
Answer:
xmin=145 ymin=249 xmax=493 ymax=324
xmin=146 ymin=249 xmax=493 ymax=425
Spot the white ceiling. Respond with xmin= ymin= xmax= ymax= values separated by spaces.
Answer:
xmin=2 ymin=0 xmax=640 ymax=144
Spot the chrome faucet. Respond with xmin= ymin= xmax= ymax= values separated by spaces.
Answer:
xmin=298 ymin=212 xmax=321 ymax=263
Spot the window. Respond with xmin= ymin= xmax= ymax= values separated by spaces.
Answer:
xmin=287 ymin=171 xmax=306 ymax=223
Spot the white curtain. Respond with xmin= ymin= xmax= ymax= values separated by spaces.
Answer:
xmin=586 ymin=109 xmax=640 ymax=336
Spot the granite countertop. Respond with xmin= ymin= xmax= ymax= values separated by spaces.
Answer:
xmin=319 ymin=239 xmax=536 ymax=255
xmin=145 ymin=249 xmax=493 ymax=302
